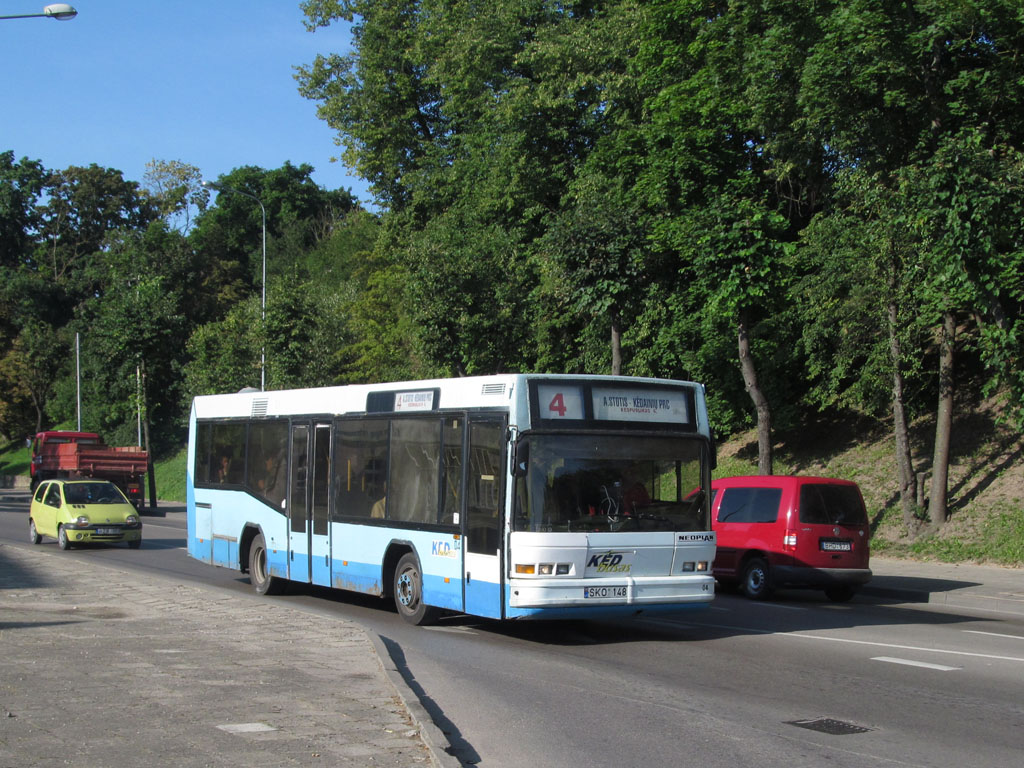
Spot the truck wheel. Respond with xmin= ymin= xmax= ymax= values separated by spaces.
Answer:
xmin=29 ymin=518 xmax=42 ymax=545
xmin=57 ymin=525 xmax=72 ymax=550
xmin=249 ymin=534 xmax=283 ymax=595
xmin=741 ymin=557 xmax=772 ymax=600
xmin=394 ymin=552 xmax=439 ymax=625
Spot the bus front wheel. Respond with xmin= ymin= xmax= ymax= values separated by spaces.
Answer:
xmin=394 ymin=553 xmax=439 ymax=626
xmin=249 ymin=534 xmax=283 ymax=596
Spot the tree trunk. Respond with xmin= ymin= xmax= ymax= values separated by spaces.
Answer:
xmin=889 ymin=299 xmax=919 ymax=535
xmin=611 ymin=315 xmax=622 ymax=376
xmin=737 ymin=313 xmax=773 ymax=475
xmin=927 ymin=311 xmax=955 ymax=534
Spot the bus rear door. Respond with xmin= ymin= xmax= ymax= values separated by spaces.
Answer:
xmin=310 ymin=423 xmax=332 ymax=585
xmin=288 ymin=424 xmax=311 ymax=583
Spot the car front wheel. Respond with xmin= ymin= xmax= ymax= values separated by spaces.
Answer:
xmin=741 ymin=557 xmax=772 ymax=600
xmin=57 ymin=525 xmax=72 ymax=550
xmin=29 ymin=518 xmax=42 ymax=545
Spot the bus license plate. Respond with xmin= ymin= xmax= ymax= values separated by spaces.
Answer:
xmin=584 ymin=586 xmax=627 ymax=599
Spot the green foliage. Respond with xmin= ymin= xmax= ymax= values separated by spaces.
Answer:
xmin=0 ymin=439 xmax=30 ymax=477
xmin=2 ymin=0 xmax=1023 ymax=544
xmin=152 ymin=446 xmax=188 ymax=503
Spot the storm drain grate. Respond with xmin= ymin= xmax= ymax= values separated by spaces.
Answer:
xmin=787 ymin=718 xmax=873 ymax=736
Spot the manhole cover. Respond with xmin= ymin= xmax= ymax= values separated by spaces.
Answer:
xmin=787 ymin=718 xmax=873 ymax=735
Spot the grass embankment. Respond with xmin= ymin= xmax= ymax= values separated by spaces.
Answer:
xmin=0 ymin=440 xmax=188 ymax=502
xmin=715 ymin=396 xmax=1024 ymax=567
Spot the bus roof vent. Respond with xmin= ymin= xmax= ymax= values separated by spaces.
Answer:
xmin=251 ymin=398 xmax=269 ymax=418
xmin=481 ymin=383 xmax=506 ymax=396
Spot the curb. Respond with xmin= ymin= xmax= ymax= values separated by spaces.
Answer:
xmin=370 ymin=633 xmax=461 ymax=768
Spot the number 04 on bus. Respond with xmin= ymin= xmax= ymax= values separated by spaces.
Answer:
xmin=186 ymin=375 xmax=717 ymax=624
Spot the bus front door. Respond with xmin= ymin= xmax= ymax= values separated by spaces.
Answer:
xmin=309 ymin=423 xmax=332 ymax=586
xmin=288 ymin=424 xmax=310 ymax=583
xmin=463 ymin=419 xmax=505 ymax=618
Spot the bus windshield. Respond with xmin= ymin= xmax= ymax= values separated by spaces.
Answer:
xmin=513 ymin=434 xmax=707 ymax=533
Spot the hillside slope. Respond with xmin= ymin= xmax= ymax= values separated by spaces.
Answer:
xmin=714 ymin=396 xmax=1023 ymax=566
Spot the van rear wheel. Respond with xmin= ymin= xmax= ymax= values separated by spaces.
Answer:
xmin=742 ymin=557 xmax=772 ymax=600
xmin=825 ymin=586 xmax=856 ymax=603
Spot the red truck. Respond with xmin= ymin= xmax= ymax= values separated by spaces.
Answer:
xmin=30 ymin=431 xmax=149 ymax=510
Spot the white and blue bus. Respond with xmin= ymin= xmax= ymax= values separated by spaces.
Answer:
xmin=186 ymin=374 xmax=716 ymax=624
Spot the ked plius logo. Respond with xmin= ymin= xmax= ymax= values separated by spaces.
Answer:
xmin=587 ymin=551 xmax=632 ymax=574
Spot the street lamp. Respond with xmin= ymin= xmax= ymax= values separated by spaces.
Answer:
xmin=202 ymin=179 xmax=268 ymax=391
xmin=0 ymin=3 xmax=78 ymax=20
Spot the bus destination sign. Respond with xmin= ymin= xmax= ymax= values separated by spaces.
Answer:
xmin=394 ymin=390 xmax=435 ymax=412
xmin=534 ymin=381 xmax=693 ymax=426
xmin=592 ymin=385 xmax=691 ymax=424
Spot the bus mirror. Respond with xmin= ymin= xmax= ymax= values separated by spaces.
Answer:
xmin=512 ymin=440 xmax=529 ymax=478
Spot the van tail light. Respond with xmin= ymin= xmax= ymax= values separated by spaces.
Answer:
xmin=783 ymin=530 xmax=797 ymax=551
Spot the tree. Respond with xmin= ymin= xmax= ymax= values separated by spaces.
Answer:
xmin=0 ymin=151 xmax=46 ymax=269
xmin=142 ymin=159 xmax=209 ymax=232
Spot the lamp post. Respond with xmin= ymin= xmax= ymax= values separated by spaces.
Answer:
xmin=0 ymin=3 xmax=77 ymax=20
xmin=202 ymin=179 xmax=268 ymax=391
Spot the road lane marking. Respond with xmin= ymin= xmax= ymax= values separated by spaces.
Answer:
xmin=788 ymin=632 xmax=1024 ymax=663
xmin=664 ymin=619 xmax=1024 ymax=663
xmin=872 ymin=656 xmax=959 ymax=671
xmin=963 ymin=630 xmax=1024 ymax=641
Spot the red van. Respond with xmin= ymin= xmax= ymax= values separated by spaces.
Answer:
xmin=711 ymin=475 xmax=872 ymax=601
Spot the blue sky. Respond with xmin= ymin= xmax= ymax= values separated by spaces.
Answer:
xmin=1 ymin=1 xmax=370 ymax=204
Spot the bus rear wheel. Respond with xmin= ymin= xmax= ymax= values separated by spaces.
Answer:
xmin=394 ymin=553 xmax=439 ymax=626
xmin=249 ymin=533 xmax=283 ymax=595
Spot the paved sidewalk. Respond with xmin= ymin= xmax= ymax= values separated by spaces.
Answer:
xmin=0 ymin=543 xmax=455 ymax=768
xmin=863 ymin=555 xmax=1024 ymax=616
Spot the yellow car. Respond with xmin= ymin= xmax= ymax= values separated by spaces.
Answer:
xmin=29 ymin=479 xmax=143 ymax=550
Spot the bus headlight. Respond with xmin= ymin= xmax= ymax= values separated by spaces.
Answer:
xmin=515 ymin=563 xmax=573 ymax=576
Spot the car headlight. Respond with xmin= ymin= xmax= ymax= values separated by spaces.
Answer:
xmin=75 ymin=515 xmax=90 ymax=526
xmin=125 ymin=515 xmax=139 ymax=525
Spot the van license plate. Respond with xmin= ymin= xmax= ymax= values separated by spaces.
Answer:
xmin=585 ymin=586 xmax=627 ymax=598
xmin=820 ymin=540 xmax=852 ymax=552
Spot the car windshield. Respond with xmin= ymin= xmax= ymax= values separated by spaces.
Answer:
xmin=513 ymin=434 xmax=708 ymax=533
xmin=64 ymin=482 xmax=123 ymax=505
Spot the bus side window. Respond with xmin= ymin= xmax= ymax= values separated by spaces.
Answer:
xmin=440 ymin=417 xmax=464 ymax=526
xmin=334 ymin=419 xmax=387 ymax=518
xmin=389 ymin=418 xmax=441 ymax=525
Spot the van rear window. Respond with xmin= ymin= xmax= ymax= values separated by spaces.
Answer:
xmin=799 ymin=485 xmax=867 ymax=525
xmin=717 ymin=488 xmax=781 ymax=523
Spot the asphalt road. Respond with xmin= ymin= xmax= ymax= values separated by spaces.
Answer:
xmin=3 ymin=491 xmax=1022 ymax=767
